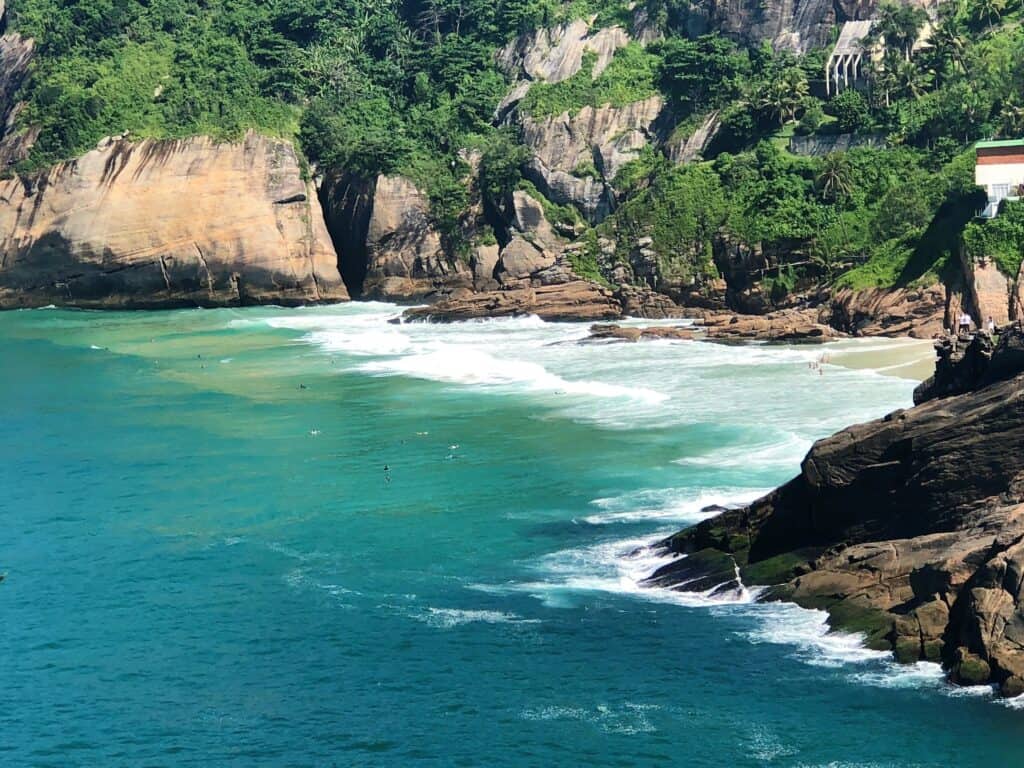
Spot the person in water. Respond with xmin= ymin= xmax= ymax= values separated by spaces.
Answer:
xmin=384 ymin=464 xmax=391 ymax=485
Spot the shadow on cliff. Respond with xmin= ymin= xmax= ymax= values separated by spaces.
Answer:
xmin=895 ymin=188 xmax=986 ymax=288
xmin=318 ymin=172 xmax=373 ymax=298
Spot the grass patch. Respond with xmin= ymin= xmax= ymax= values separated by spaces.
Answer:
xmin=519 ymin=43 xmax=659 ymax=119
xmin=516 ymin=179 xmax=584 ymax=229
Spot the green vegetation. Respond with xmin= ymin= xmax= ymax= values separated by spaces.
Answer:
xmin=570 ymin=231 xmax=610 ymax=285
xmin=963 ymin=200 xmax=1024 ymax=277
xmin=518 ymin=43 xmax=659 ymax=118
xmin=516 ymin=179 xmax=583 ymax=229
xmin=6 ymin=0 xmax=1024 ymax=299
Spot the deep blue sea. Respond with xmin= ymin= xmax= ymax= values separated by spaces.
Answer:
xmin=3 ymin=303 xmax=1024 ymax=767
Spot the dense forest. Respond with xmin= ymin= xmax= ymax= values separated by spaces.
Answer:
xmin=5 ymin=0 xmax=1024 ymax=300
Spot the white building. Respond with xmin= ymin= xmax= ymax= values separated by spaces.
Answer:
xmin=975 ymin=139 xmax=1024 ymax=218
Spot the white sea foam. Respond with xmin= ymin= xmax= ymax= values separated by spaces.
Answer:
xmin=357 ymin=347 xmax=669 ymax=404
xmin=674 ymin=433 xmax=811 ymax=471
xmin=416 ymin=607 xmax=540 ymax=628
xmin=582 ymin=486 xmax=770 ymax=525
xmin=520 ymin=702 xmax=659 ymax=734
xmin=736 ymin=602 xmax=889 ymax=668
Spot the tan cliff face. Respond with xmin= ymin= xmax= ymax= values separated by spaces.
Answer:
xmin=0 ymin=133 xmax=348 ymax=308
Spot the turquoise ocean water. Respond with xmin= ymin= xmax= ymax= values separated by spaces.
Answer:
xmin=3 ymin=303 xmax=1024 ymax=767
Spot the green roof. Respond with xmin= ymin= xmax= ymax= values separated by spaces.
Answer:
xmin=976 ymin=139 xmax=1024 ymax=149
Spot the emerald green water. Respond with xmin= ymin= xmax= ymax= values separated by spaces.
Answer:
xmin=3 ymin=304 xmax=1023 ymax=767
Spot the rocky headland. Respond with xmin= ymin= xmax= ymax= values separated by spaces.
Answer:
xmin=644 ymin=325 xmax=1024 ymax=695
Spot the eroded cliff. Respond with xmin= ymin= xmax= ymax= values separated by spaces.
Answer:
xmin=0 ymin=133 xmax=348 ymax=308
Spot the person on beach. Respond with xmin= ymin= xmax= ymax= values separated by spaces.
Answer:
xmin=988 ymin=316 xmax=996 ymax=334
xmin=959 ymin=312 xmax=972 ymax=334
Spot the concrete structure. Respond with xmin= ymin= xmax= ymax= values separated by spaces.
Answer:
xmin=825 ymin=16 xmax=935 ymax=98
xmin=789 ymin=132 xmax=886 ymax=156
xmin=975 ymin=139 xmax=1024 ymax=219
xmin=825 ymin=20 xmax=874 ymax=96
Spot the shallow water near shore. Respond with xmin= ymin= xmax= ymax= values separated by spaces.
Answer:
xmin=2 ymin=303 xmax=1022 ymax=767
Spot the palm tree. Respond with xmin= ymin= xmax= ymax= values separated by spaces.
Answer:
xmin=759 ymin=67 xmax=810 ymax=126
xmin=873 ymin=3 xmax=928 ymax=60
xmin=866 ymin=57 xmax=898 ymax=108
xmin=817 ymin=153 xmax=854 ymax=203
xmin=931 ymin=15 xmax=967 ymax=69
xmin=894 ymin=59 xmax=931 ymax=99
xmin=999 ymin=96 xmax=1024 ymax=137
xmin=972 ymin=0 xmax=1008 ymax=30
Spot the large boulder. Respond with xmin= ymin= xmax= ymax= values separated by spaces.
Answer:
xmin=646 ymin=326 xmax=1024 ymax=694
xmin=360 ymin=175 xmax=472 ymax=301
xmin=0 ymin=133 xmax=348 ymax=308
xmin=828 ymin=285 xmax=950 ymax=338
xmin=498 ymin=236 xmax=556 ymax=282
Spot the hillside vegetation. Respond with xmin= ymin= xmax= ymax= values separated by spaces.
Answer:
xmin=5 ymin=0 xmax=1024 ymax=298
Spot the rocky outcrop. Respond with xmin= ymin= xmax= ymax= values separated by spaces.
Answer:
xmin=614 ymin=282 xmax=685 ymax=318
xmin=0 ymin=133 xmax=348 ymax=308
xmin=699 ymin=308 xmax=842 ymax=342
xmin=828 ymin=285 xmax=949 ymax=338
xmin=0 ymin=24 xmax=35 ymax=171
xmin=401 ymin=280 xmax=622 ymax=322
xmin=497 ymin=19 xmax=629 ymax=83
xmin=360 ymin=175 xmax=472 ymax=301
xmin=496 ymin=19 xmax=630 ymax=116
xmin=666 ymin=112 xmax=721 ymax=165
xmin=520 ymin=96 xmax=664 ymax=224
xmin=913 ymin=327 xmax=1024 ymax=404
xmin=646 ymin=326 xmax=1024 ymax=695
xmin=681 ymin=0 xmax=859 ymax=53
xmin=961 ymin=255 xmax=1011 ymax=327
xmin=584 ymin=323 xmax=696 ymax=342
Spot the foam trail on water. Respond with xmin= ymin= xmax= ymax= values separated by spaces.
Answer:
xmin=357 ymin=347 xmax=669 ymax=404
xmin=582 ymin=486 xmax=771 ymax=525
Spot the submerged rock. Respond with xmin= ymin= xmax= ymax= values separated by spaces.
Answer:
xmin=584 ymin=323 xmax=695 ymax=342
xmin=647 ymin=325 xmax=1024 ymax=694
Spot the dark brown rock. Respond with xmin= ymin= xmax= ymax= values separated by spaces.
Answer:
xmin=699 ymin=308 xmax=842 ymax=343
xmin=401 ymin=281 xmax=622 ymax=323
xmin=646 ymin=330 xmax=1024 ymax=693
xmin=828 ymin=286 xmax=949 ymax=338
xmin=584 ymin=323 xmax=695 ymax=342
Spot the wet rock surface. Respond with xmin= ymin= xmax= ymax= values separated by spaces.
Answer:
xmin=583 ymin=323 xmax=696 ymax=342
xmin=647 ymin=326 xmax=1024 ymax=694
